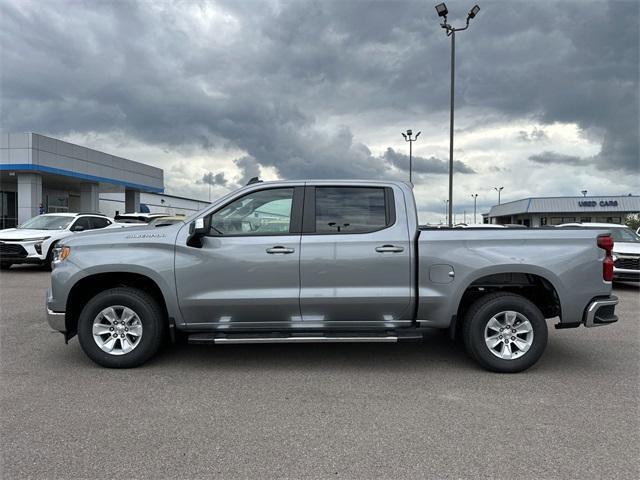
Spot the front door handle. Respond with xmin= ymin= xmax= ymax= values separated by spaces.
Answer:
xmin=375 ymin=245 xmax=404 ymax=253
xmin=266 ymin=246 xmax=295 ymax=254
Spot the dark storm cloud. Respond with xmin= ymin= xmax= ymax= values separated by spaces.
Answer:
xmin=200 ymin=172 xmax=228 ymax=187
xmin=0 ymin=0 xmax=638 ymax=179
xmin=517 ymin=128 xmax=548 ymax=143
xmin=382 ymin=148 xmax=475 ymax=174
xmin=529 ymin=151 xmax=585 ymax=166
xmin=233 ymin=156 xmax=261 ymax=186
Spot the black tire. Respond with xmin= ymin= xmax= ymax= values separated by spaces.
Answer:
xmin=42 ymin=242 xmax=58 ymax=271
xmin=462 ymin=292 xmax=548 ymax=373
xmin=77 ymin=287 xmax=165 ymax=368
xmin=0 ymin=262 xmax=12 ymax=270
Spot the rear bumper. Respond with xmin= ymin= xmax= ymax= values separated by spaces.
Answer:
xmin=583 ymin=295 xmax=618 ymax=328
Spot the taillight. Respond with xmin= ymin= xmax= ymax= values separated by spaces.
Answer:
xmin=597 ymin=234 xmax=614 ymax=282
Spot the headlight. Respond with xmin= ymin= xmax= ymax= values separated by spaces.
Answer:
xmin=54 ymin=246 xmax=70 ymax=263
xmin=27 ymin=236 xmax=51 ymax=242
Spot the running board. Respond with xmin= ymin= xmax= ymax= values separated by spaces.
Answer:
xmin=188 ymin=332 xmax=423 ymax=345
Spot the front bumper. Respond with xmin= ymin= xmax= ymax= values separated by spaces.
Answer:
xmin=613 ymin=255 xmax=639 ymax=281
xmin=0 ymin=241 xmax=46 ymax=264
xmin=46 ymin=289 xmax=66 ymax=333
xmin=613 ymin=269 xmax=640 ymax=282
xmin=583 ymin=295 xmax=618 ymax=328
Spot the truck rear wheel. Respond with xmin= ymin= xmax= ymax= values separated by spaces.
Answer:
xmin=462 ymin=292 xmax=548 ymax=373
xmin=77 ymin=287 xmax=164 ymax=368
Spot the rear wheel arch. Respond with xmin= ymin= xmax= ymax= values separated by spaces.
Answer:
xmin=450 ymin=271 xmax=561 ymax=340
xmin=65 ymin=272 xmax=169 ymax=340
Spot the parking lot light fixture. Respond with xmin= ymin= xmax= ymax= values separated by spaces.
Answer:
xmin=435 ymin=3 xmax=448 ymax=18
xmin=494 ymin=186 xmax=504 ymax=205
xmin=402 ymin=129 xmax=421 ymax=184
xmin=471 ymin=193 xmax=478 ymax=223
xmin=581 ymin=190 xmax=588 ymax=197
xmin=435 ymin=3 xmax=481 ymax=227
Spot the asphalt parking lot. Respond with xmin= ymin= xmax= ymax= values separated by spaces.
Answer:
xmin=1 ymin=266 xmax=638 ymax=479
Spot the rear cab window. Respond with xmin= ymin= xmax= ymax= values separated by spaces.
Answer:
xmin=304 ymin=186 xmax=395 ymax=234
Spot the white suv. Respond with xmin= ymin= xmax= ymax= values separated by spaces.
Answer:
xmin=0 ymin=213 xmax=115 ymax=270
xmin=557 ymin=222 xmax=640 ymax=282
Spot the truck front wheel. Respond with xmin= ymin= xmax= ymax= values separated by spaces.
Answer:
xmin=462 ymin=292 xmax=548 ymax=373
xmin=77 ymin=287 xmax=165 ymax=368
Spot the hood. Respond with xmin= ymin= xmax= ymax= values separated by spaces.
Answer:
xmin=613 ymin=242 xmax=640 ymax=255
xmin=61 ymin=222 xmax=183 ymax=247
xmin=0 ymin=228 xmax=55 ymax=240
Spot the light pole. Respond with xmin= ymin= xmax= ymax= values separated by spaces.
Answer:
xmin=435 ymin=3 xmax=480 ymax=227
xmin=471 ymin=193 xmax=478 ymax=223
xmin=581 ymin=190 xmax=588 ymax=197
xmin=494 ymin=186 xmax=503 ymax=205
xmin=444 ymin=199 xmax=449 ymax=225
xmin=401 ymin=129 xmax=421 ymax=184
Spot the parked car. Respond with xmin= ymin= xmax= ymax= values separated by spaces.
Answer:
xmin=47 ymin=180 xmax=618 ymax=372
xmin=454 ymin=223 xmax=506 ymax=228
xmin=557 ymin=222 xmax=639 ymax=282
xmin=0 ymin=213 xmax=114 ymax=270
xmin=114 ymin=213 xmax=172 ymax=224
xmin=147 ymin=216 xmax=186 ymax=227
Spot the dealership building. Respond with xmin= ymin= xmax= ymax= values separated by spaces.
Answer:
xmin=486 ymin=195 xmax=640 ymax=227
xmin=0 ymin=133 xmax=209 ymax=228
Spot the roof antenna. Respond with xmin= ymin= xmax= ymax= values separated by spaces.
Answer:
xmin=246 ymin=177 xmax=262 ymax=185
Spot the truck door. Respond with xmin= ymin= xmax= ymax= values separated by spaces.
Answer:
xmin=175 ymin=186 xmax=303 ymax=328
xmin=299 ymin=185 xmax=412 ymax=327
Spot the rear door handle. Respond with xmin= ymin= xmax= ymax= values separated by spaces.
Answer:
xmin=266 ymin=246 xmax=295 ymax=254
xmin=375 ymin=245 xmax=404 ymax=253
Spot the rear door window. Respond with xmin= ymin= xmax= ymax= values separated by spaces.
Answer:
xmin=314 ymin=187 xmax=390 ymax=234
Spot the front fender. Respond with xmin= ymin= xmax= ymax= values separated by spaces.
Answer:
xmin=50 ymin=239 xmax=183 ymax=325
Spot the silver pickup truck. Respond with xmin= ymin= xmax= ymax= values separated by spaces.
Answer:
xmin=46 ymin=180 xmax=618 ymax=372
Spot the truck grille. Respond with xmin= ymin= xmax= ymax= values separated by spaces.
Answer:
xmin=615 ymin=256 xmax=640 ymax=270
xmin=0 ymin=243 xmax=28 ymax=258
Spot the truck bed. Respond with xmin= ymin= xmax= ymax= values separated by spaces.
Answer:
xmin=415 ymin=227 xmax=612 ymax=328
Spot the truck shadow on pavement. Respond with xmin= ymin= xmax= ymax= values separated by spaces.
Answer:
xmin=152 ymin=331 xmax=474 ymax=372
xmin=143 ymin=328 xmax=599 ymax=374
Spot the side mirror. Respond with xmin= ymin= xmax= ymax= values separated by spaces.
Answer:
xmin=187 ymin=216 xmax=210 ymax=247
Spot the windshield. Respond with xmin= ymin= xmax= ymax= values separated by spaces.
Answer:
xmin=19 ymin=215 xmax=73 ymax=230
xmin=611 ymin=227 xmax=640 ymax=243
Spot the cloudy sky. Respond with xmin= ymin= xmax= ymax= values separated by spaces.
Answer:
xmin=1 ymin=0 xmax=638 ymax=223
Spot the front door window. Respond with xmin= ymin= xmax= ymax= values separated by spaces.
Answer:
xmin=210 ymin=188 xmax=293 ymax=235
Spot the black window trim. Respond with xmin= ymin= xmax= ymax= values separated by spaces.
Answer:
xmin=302 ymin=185 xmax=396 ymax=235
xmin=88 ymin=216 xmax=112 ymax=229
xmin=204 ymin=186 xmax=304 ymax=237
xmin=70 ymin=216 xmax=92 ymax=231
